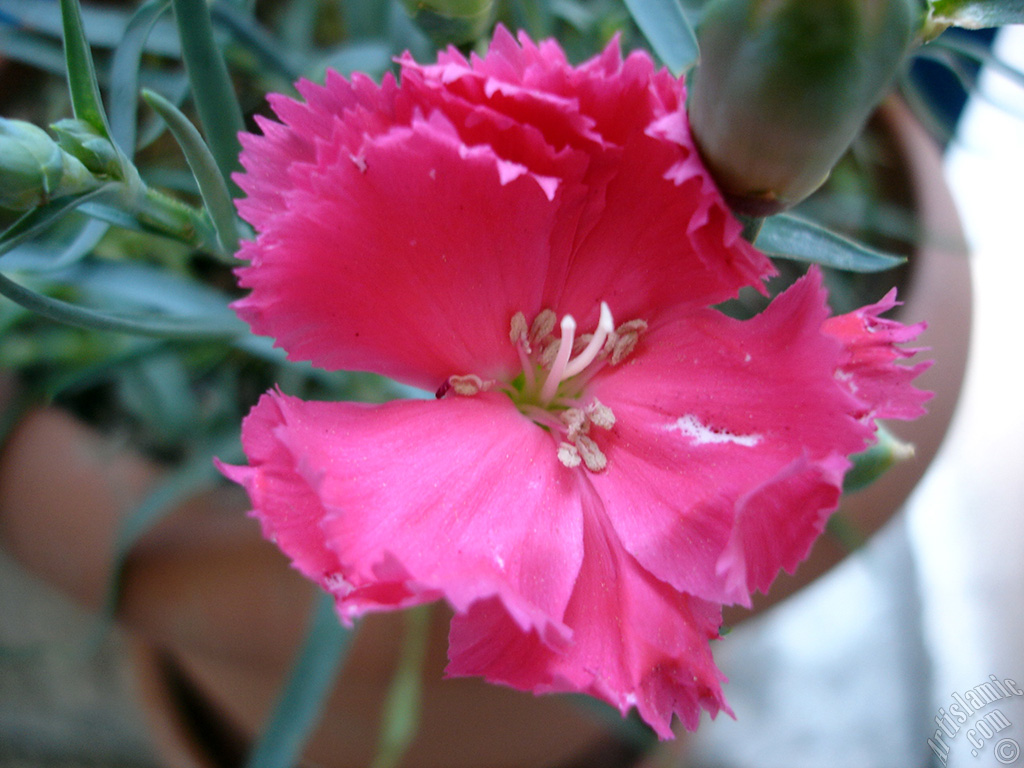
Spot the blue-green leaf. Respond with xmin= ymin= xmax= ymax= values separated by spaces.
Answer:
xmin=91 ymin=433 xmax=243 ymax=643
xmin=756 ymin=213 xmax=906 ymax=273
xmin=370 ymin=605 xmax=431 ymax=768
xmin=623 ymin=0 xmax=699 ymax=75
xmin=142 ymin=89 xmax=239 ymax=258
xmin=171 ymin=0 xmax=245 ymax=190
xmin=59 ymin=0 xmax=112 ymax=137
xmin=0 ymin=184 xmax=119 ymax=259
xmin=210 ymin=1 xmax=305 ymax=81
xmin=929 ymin=0 xmax=1024 ymax=27
xmin=0 ymin=271 xmax=245 ymax=338
xmin=109 ymin=0 xmax=173 ymax=158
xmin=245 ymin=592 xmax=354 ymax=768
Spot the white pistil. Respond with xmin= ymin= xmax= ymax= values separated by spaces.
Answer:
xmin=563 ymin=302 xmax=614 ymax=378
xmin=538 ymin=302 xmax=615 ymax=404
xmin=539 ymin=314 xmax=578 ymax=404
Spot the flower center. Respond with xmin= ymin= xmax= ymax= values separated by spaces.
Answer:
xmin=436 ymin=302 xmax=647 ymax=472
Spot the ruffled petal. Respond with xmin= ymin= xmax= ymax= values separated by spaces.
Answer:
xmin=235 ymin=71 xmax=404 ymax=230
xmin=222 ymin=390 xmax=584 ymax=647
xmin=823 ymin=289 xmax=932 ymax=420
xmin=588 ymin=269 xmax=923 ymax=605
xmin=448 ymin=491 xmax=729 ymax=738
xmin=553 ymin=127 xmax=773 ymax=325
xmin=233 ymin=113 xmax=561 ymax=390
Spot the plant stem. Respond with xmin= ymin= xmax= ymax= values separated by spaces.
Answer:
xmin=371 ymin=604 xmax=433 ymax=768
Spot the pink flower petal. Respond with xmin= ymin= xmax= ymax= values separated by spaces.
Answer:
xmin=824 ymin=289 xmax=932 ymax=420
xmin=554 ymin=127 xmax=773 ymax=324
xmin=448 ymin=493 xmax=729 ymax=738
xmin=233 ymin=113 xmax=560 ymax=390
xmin=222 ymin=390 xmax=584 ymax=645
xmin=589 ymin=270 xmax=918 ymax=605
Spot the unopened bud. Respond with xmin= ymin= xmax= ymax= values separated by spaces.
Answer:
xmin=688 ymin=0 xmax=920 ymax=215
xmin=843 ymin=424 xmax=916 ymax=493
xmin=0 ymin=117 xmax=100 ymax=210
xmin=51 ymin=118 xmax=122 ymax=178
xmin=400 ymin=0 xmax=496 ymax=46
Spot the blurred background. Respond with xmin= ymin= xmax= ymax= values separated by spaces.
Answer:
xmin=1 ymin=3 xmax=1022 ymax=767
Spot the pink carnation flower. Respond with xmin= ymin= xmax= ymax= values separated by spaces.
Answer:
xmin=219 ymin=28 xmax=930 ymax=737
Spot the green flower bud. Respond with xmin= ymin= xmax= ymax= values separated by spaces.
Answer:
xmin=0 ymin=117 xmax=100 ymax=210
xmin=51 ymin=118 xmax=123 ymax=179
xmin=688 ymin=0 xmax=920 ymax=215
xmin=400 ymin=0 xmax=496 ymax=46
xmin=843 ymin=423 xmax=915 ymax=493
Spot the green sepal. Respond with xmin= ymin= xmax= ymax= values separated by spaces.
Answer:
xmin=843 ymin=423 xmax=916 ymax=493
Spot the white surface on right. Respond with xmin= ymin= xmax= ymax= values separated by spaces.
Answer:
xmin=909 ymin=23 xmax=1024 ymax=768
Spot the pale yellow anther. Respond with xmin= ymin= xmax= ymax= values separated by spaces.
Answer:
xmin=561 ymin=407 xmax=588 ymax=440
xmin=586 ymin=399 xmax=616 ymax=430
xmin=616 ymin=319 xmax=648 ymax=335
xmin=573 ymin=333 xmax=593 ymax=356
xmin=557 ymin=442 xmax=582 ymax=468
xmin=611 ymin=331 xmax=639 ymax=365
xmin=538 ymin=338 xmax=561 ymax=368
xmin=510 ymin=311 xmax=529 ymax=345
xmin=449 ymin=374 xmax=489 ymax=396
xmin=529 ymin=309 xmax=557 ymax=345
xmin=576 ymin=435 xmax=607 ymax=472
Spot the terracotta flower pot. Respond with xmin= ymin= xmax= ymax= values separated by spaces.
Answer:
xmin=0 ymin=100 xmax=969 ymax=768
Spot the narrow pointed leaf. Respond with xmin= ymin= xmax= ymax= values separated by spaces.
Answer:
xmin=929 ymin=0 xmax=1024 ymax=27
xmin=929 ymin=34 xmax=1024 ymax=91
xmin=0 ymin=272 xmax=245 ymax=338
xmin=91 ymin=434 xmax=243 ymax=644
xmin=142 ymin=89 xmax=239 ymax=257
xmin=245 ymin=592 xmax=354 ymax=768
xmin=0 ymin=184 xmax=119 ymax=260
xmin=756 ymin=213 xmax=906 ymax=273
xmin=59 ymin=0 xmax=112 ymax=137
xmin=110 ymin=0 xmax=173 ymax=157
xmin=211 ymin=1 xmax=305 ymax=81
xmin=171 ymin=0 xmax=245 ymax=189
xmin=370 ymin=605 xmax=431 ymax=768
xmin=623 ymin=0 xmax=698 ymax=76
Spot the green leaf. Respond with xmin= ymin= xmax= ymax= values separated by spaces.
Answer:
xmin=59 ymin=0 xmax=113 ymax=137
xmin=245 ymin=592 xmax=354 ymax=768
xmin=929 ymin=0 xmax=1024 ymax=27
xmin=210 ymin=1 xmax=305 ymax=81
xmin=370 ymin=605 xmax=431 ymax=768
xmin=3 ymin=0 xmax=180 ymax=54
xmin=91 ymin=434 xmax=243 ymax=644
xmin=0 ymin=184 xmax=120 ymax=260
xmin=142 ymin=89 xmax=239 ymax=258
xmin=755 ymin=213 xmax=906 ymax=273
xmin=171 ymin=0 xmax=245 ymax=191
xmin=929 ymin=33 xmax=1024 ymax=92
xmin=0 ymin=27 xmax=67 ymax=74
xmin=109 ymin=0 xmax=174 ymax=158
xmin=623 ymin=0 xmax=699 ymax=76
xmin=0 ymin=271 xmax=245 ymax=339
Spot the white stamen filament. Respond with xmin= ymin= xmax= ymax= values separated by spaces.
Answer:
xmin=515 ymin=333 xmax=537 ymax=391
xmin=539 ymin=314 xmax=577 ymax=403
xmin=538 ymin=302 xmax=615 ymax=404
